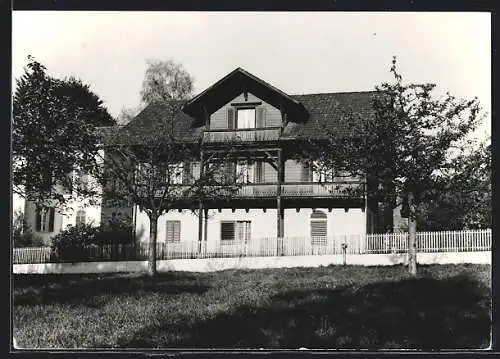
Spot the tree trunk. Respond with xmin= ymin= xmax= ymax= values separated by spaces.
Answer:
xmin=407 ymin=191 xmax=417 ymax=276
xmin=148 ymin=214 xmax=158 ymax=276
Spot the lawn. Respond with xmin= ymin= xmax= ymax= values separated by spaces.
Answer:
xmin=12 ymin=264 xmax=491 ymax=350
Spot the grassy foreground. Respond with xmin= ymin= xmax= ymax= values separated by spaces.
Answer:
xmin=12 ymin=264 xmax=491 ymax=349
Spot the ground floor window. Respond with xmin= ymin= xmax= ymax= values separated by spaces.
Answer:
xmin=36 ymin=207 xmax=55 ymax=232
xmin=221 ymin=220 xmax=251 ymax=243
xmin=166 ymin=220 xmax=181 ymax=242
xmin=310 ymin=210 xmax=327 ymax=245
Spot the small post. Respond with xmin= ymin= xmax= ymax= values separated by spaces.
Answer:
xmin=342 ymin=243 xmax=348 ymax=266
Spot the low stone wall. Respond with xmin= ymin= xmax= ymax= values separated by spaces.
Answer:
xmin=12 ymin=251 xmax=491 ymax=274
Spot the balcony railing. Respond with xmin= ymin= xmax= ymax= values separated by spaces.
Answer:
xmin=148 ymin=182 xmax=365 ymax=199
xmin=281 ymin=182 xmax=365 ymax=198
xmin=202 ymin=127 xmax=282 ymax=144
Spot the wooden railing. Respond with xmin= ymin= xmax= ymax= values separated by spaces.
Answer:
xmin=150 ymin=182 xmax=364 ymax=199
xmin=203 ymin=127 xmax=282 ymax=144
xmin=281 ymin=182 xmax=365 ymax=198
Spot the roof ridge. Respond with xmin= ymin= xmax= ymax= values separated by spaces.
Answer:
xmin=291 ymin=90 xmax=377 ymax=96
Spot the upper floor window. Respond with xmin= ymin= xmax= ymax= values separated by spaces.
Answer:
xmin=236 ymin=108 xmax=256 ymax=129
xmin=236 ymin=161 xmax=255 ymax=183
xmin=168 ymin=163 xmax=184 ymax=185
xmin=227 ymin=105 xmax=266 ymax=130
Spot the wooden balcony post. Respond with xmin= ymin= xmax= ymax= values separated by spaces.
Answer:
xmin=276 ymin=149 xmax=284 ymax=255
xmin=198 ymin=149 xmax=205 ymax=254
xmin=204 ymin=207 xmax=209 ymax=254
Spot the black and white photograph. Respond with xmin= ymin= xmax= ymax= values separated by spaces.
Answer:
xmin=11 ymin=11 xmax=491 ymax=350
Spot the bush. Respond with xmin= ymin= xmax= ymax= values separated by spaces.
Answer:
xmin=12 ymin=209 xmax=45 ymax=248
xmin=51 ymin=220 xmax=136 ymax=262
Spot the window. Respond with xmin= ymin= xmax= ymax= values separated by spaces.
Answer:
xmin=75 ymin=209 xmax=86 ymax=226
xmin=168 ymin=163 xmax=184 ymax=184
xmin=236 ymin=161 xmax=255 ymax=183
xmin=312 ymin=161 xmax=335 ymax=183
xmin=310 ymin=210 xmax=327 ymax=245
xmin=221 ymin=221 xmax=251 ymax=243
xmin=166 ymin=220 xmax=181 ymax=242
xmin=236 ymin=108 xmax=256 ymax=129
xmin=36 ymin=207 xmax=55 ymax=232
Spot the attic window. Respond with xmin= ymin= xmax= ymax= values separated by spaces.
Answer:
xmin=236 ymin=108 xmax=256 ymax=129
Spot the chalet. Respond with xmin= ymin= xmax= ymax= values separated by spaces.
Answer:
xmin=100 ymin=68 xmax=406 ymax=252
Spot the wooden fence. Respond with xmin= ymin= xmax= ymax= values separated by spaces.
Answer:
xmin=12 ymin=229 xmax=491 ymax=264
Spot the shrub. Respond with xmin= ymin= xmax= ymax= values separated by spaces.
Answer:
xmin=51 ymin=220 xmax=136 ymax=262
xmin=12 ymin=209 xmax=45 ymax=248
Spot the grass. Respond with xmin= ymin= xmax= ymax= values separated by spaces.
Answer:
xmin=12 ymin=264 xmax=491 ymax=350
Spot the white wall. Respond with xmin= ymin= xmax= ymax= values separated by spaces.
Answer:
xmin=12 ymin=251 xmax=491 ymax=274
xmin=135 ymin=207 xmax=367 ymax=249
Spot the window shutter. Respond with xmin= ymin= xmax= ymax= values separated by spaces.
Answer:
xmin=166 ymin=221 xmax=181 ymax=242
xmin=311 ymin=220 xmax=327 ymax=244
xmin=183 ymin=162 xmax=192 ymax=184
xmin=35 ymin=208 xmax=41 ymax=231
xmin=48 ymin=208 xmax=55 ymax=232
xmin=225 ymin=162 xmax=235 ymax=183
xmin=174 ymin=221 xmax=181 ymax=242
xmin=301 ymin=162 xmax=311 ymax=182
xmin=227 ymin=108 xmax=235 ymax=129
xmin=256 ymin=106 xmax=265 ymax=128
xmin=255 ymin=161 xmax=263 ymax=183
xmin=166 ymin=221 xmax=174 ymax=242
xmin=221 ymin=222 xmax=235 ymax=241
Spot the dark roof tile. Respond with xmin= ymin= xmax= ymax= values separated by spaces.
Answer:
xmin=113 ymin=91 xmax=376 ymax=144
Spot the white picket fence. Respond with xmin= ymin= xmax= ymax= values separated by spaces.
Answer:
xmin=12 ymin=229 xmax=491 ymax=264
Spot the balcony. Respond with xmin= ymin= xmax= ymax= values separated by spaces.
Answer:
xmin=202 ymin=127 xmax=282 ymax=144
xmin=150 ymin=182 xmax=365 ymax=200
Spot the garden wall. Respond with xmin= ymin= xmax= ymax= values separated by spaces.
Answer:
xmin=12 ymin=251 xmax=491 ymax=274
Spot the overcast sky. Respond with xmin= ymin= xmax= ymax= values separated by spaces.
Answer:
xmin=11 ymin=11 xmax=491 ymax=210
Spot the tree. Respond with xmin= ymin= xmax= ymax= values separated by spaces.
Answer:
xmin=140 ymin=59 xmax=194 ymax=104
xmin=99 ymin=102 xmax=241 ymax=276
xmin=12 ymin=56 xmax=115 ymax=212
xmin=418 ymin=138 xmax=491 ymax=231
xmin=307 ymin=57 xmax=483 ymax=276
xmin=99 ymin=59 xmax=238 ymax=276
xmin=116 ymin=105 xmax=145 ymax=127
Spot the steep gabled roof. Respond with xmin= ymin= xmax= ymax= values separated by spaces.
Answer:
xmin=182 ymin=68 xmax=309 ymax=123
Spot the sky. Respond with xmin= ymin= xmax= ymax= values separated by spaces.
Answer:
xmin=11 ymin=11 xmax=491 ymax=211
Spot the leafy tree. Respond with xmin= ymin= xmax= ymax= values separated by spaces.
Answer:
xmin=308 ymin=57 xmax=483 ymax=276
xmin=12 ymin=56 xmax=115 ymax=212
xmin=418 ymin=138 xmax=491 ymax=231
xmin=140 ymin=59 xmax=194 ymax=104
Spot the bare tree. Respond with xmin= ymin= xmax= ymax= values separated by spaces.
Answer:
xmin=98 ymin=101 xmax=241 ymax=276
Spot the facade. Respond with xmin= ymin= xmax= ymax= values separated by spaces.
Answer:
xmin=24 ymin=170 xmax=103 ymax=245
xmin=103 ymin=68 xmax=402 ymax=251
xmin=24 ymin=68 xmax=404 ymax=248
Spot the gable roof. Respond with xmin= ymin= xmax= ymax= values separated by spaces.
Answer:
xmin=110 ymin=91 xmax=376 ymax=145
xmin=104 ymin=100 xmax=204 ymax=146
xmin=105 ymin=68 xmax=378 ymax=145
xmin=182 ymin=68 xmax=309 ymax=123
xmin=283 ymin=91 xmax=376 ymax=139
